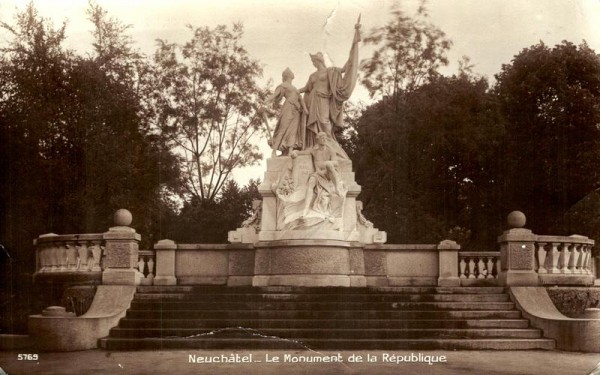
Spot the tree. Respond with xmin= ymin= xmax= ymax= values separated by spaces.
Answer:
xmin=494 ymin=41 xmax=600 ymax=235
xmin=0 ymin=2 xmax=181 ymax=253
xmin=167 ymin=179 xmax=261 ymax=243
xmin=0 ymin=3 xmax=73 ymax=249
xmin=0 ymin=3 xmax=183 ymax=332
xmin=352 ymin=3 xmax=506 ymax=247
xmin=148 ymin=23 xmax=269 ymax=204
xmin=353 ymin=74 xmax=504 ymax=246
xmin=72 ymin=2 xmax=182 ymax=244
xmin=360 ymin=1 xmax=451 ymax=100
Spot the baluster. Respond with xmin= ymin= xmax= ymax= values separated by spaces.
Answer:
xmin=99 ymin=245 xmax=105 ymax=269
xmin=66 ymin=243 xmax=78 ymax=270
xmin=589 ymin=246 xmax=596 ymax=275
xmin=550 ymin=242 xmax=560 ymax=273
xmin=496 ymin=258 xmax=501 ymax=277
xmin=560 ymin=243 xmax=571 ymax=274
xmin=459 ymin=258 xmax=467 ymax=279
xmin=573 ymin=244 xmax=585 ymax=274
xmin=486 ymin=257 xmax=494 ymax=279
xmin=537 ymin=242 xmax=547 ymax=273
xmin=49 ymin=244 xmax=59 ymax=272
xmin=477 ymin=257 xmax=486 ymax=279
xmin=38 ymin=244 xmax=49 ymax=272
xmin=583 ymin=245 xmax=592 ymax=274
xmin=147 ymin=257 xmax=155 ymax=278
xmin=76 ymin=242 xmax=89 ymax=271
xmin=568 ymin=244 xmax=578 ymax=273
xmin=58 ymin=243 xmax=68 ymax=271
xmin=138 ymin=256 xmax=146 ymax=277
xmin=588 ymin=246 xmax=596 ymax=275
xmin=90 ymin=241 xmax=102 ymax=271
xmin=468 ymin=258 xmax=476 ymax=279
xmin=573 ymin=244 xmax=583 ymax=274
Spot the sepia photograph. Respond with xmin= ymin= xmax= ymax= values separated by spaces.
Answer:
xmin=1 ymin=0 xmax=600 ymax=374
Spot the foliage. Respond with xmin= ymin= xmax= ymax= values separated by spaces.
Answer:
xmin=0 ymin=2 xmax=181 ymax=261
xmin=563 ymin=190 xmax=600 ymax=247
xmin=148 ymin=23 xmax=269 ymax=203
xmin=167 ymin=180 xmax=261 ymax=243
xmin=360 ymin=1 xmax=451 ymax=99
xmin=494 ymin=41 xmax=600 ymax=235
xmin=353 ymin=74 xmax=504 ymax=247
xmin=547 ymin=287 xmax=600 ymax=316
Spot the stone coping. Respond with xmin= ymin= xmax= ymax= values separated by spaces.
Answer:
xmin=160 ymin=242 xmax=458 ymax=251
xmin=34 ymin=233 xmax=104 ymax=245
xmin=255 ymin=239 xmax=362 ymax=248
xmin=536 ymin=235 xmax=594 ymax=245
xmin=364 ymin=244 xmax=438 ymax=251
xmin=176 ymin=243 xmax=255 ymax=250
xmin=459 ymin=251 xmax=500 ymax=257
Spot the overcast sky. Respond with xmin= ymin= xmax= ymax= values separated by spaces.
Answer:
xmin=2 ymin=0 xmax=600 ymax=183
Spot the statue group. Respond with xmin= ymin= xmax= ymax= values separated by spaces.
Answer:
xmin=264 ymin=19 xmax=361 ymax=231
xmin=265 ymin=18 xmax=360 ymax=160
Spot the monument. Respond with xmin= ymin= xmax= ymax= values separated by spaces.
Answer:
xmin=14 ymin=14 xmax=598 ymax=357
xmin=228 ymin=17 xmax=387 ymax=287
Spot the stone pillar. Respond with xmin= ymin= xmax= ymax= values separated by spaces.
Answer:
xmin=437 ymin=239 xmax=460 ymax=286
xmin=102 ymin=209 xmax=142 ymax=285
xmin=153 ymin=239 xmax=177 ymax=285
xmin=497 ymin=211 xmax=538 ymax=286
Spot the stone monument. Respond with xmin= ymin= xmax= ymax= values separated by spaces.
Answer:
xmin=229 ymin=17 xmax=386 ymax=287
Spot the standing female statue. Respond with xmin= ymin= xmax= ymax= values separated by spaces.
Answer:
xmin=264 ymin=68 xmax=307 ymax=156
xmin=299 ymin=17 xmax=361 ymax=160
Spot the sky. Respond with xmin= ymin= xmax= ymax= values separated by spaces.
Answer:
xmin=2 ymin=0 xmax=600 ymax=184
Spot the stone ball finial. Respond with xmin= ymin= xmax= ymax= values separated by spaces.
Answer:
xmin=507 ymin=211 xmax=526 ymax=228
xmin=114 ymin=209 xmax=132 ymax=226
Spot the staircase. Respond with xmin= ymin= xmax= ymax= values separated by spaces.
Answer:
xmin=99 ymin=286 xmax=555 ymax=350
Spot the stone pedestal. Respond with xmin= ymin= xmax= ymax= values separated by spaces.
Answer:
xmin=230 ymin=156 xmax=386 ymax=244
xmin=229 ymin=156 xmax=384 ymax=287
xmin=153 ymin=239 xmax=177 ymax=285
xmin=102 ymin=213 xmax=142 ymax=285
xmin=252 ymin=240 xmax=366 ymax=287
xmin=437 ymin=240 xmax=461 ymax=286
xmin=498 ymin=228 xmax=538 ymax=286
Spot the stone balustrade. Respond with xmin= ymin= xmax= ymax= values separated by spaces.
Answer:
xmin=137 ymin=250 xmax=155 ymax=285
xmin=534 ymin=235 xmax=594 ymax=285
xmin=498 ymin=211 xmax=596 ymax=286
xmin=458 ymin=251 xmax=500 ymax=282
xmin=34 ymin=233 xmax=105 ymax=273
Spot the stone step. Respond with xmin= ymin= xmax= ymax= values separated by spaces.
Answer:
xmin=434 ymin=287 xmax=505 ymax=294
xmin=136 ymin=286 xmax=505 ymax=294
xmin=99 ymin=337 xmax=555 ymax=351
xmin=108 ymin=327 xmax=543 ymax=340
xmin=125 ymin=309 xmax=523 ymax=320
xmin=103 ymin=286 xmax=550 ymax=351
xmin=118 ymin=318 xmax=530 ymax=330
xmin=133 ymin=292 xmax=509 ymax=302
xmin=129 ymin=300 xmax=516 ymax=311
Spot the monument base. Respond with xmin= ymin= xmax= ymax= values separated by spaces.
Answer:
xmin=252 ymin=239 xmax=366 ymax=287
xmin=258 ymin=229 xmax=360 ymax=242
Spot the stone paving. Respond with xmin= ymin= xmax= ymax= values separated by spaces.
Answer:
xmin=1 ymin=349 xmax=599 ymax=375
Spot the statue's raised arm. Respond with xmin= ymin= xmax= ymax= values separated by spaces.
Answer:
xmin=302 ymin=16 xmax=361 ymax=160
